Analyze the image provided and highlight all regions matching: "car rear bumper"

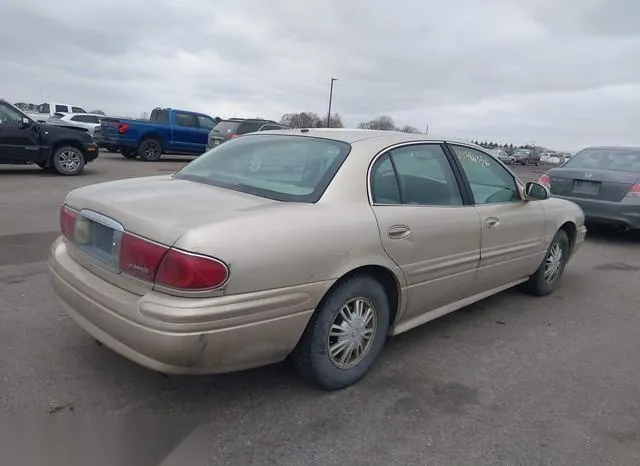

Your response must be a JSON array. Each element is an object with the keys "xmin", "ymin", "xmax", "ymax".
[
  {"xmin": 48, "ymin": 237, "xmax": 328, "ymax": 374},
  {"xmin": 553, "ymin": 195, "xmax": 640, "ymax": 229}
]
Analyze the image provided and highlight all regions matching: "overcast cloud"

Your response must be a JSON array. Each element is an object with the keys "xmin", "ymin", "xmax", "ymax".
[{"xmin": 2, "ymin": 0, "xmax": 640, "ymax": 150}]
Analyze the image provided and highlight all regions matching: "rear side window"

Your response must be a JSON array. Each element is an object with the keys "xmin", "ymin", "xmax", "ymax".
[
  {"xmin": 175, "ymin": 112, "xmax": 198, "ymax": 127},
  {"xmin": 151, "ymin": 110, "xmax": 170, "ymax": 123},
  {"xmin": 260, "ymin": 125, "xmax": 283, "ymax": 131},
  {"xmin": 175, "ymin": 134, "xmax": 350, "ymax": 202},
  {"xmin": 371, "ymin": 144, "xmax": 463, "ymax": 206},
  {"xmin": 237, "ymin": 122, "xmax": 261, "ymax": 134},
  {"xmin": 71, "ymin": 107, "xmax": 86, "ymax": 113},
  {"xmin": 55, "ymin": 105, "xmax": 69, "ymax": 113},
  {"xmin": 212, "ymin": 121, "xmax": 241, "ymax": 134}
]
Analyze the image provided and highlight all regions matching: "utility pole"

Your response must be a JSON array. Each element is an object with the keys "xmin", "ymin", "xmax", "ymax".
[
  {"xmin": 327, "ymin": 77, "xmax": 337, "ymax": 128},
  {"xmin": 425, "ymin": 123, "xmax": 429, "ymax": 135}
]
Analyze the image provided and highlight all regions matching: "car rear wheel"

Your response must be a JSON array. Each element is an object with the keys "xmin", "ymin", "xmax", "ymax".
[
  {"xmin": 138, "ymin": 138, "xmax": 163, "ymax": 162},
  {"xmin": 291, "ymin": 274, "xmax": 390, "ymax": 390},
  {"xmin": 52, "ymin": 146, "xmax": 85, "ymax": 176},
  {"xmin": 522, "ymin": 229, "xmax": 570, "ymax": 296}
]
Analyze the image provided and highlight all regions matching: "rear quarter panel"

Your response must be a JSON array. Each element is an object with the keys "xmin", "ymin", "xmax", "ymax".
[{"xmin": 173, "ymin": 203, "xmax": 405, "ymax": 296}]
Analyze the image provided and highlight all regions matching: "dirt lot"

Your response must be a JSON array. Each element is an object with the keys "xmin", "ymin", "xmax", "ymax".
[{"xmin": 1, "ymin": 152, "xmax": 639, "ymax": 465}]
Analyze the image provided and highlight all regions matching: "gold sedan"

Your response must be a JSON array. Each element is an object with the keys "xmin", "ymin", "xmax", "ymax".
[{"xmin": 49, "ymin": 129, "xmax": 586, "ymax": 390}]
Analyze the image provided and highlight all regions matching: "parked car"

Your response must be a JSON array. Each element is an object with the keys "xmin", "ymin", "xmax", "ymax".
[
  {"xmin": 24, "ymin": 102, "xmax": 87, "ymax": 121},
  {"xmin": 206, "ymin": 118, "xmax": 289, "ymax": 149},
  {"xmin": 539, "ymin": 146, "xmax": 640, "ymax": 231},
  {"xmin": 489, "ymin": 149, "xmax": 515, "ymax": 164},
  {"xmin": 47, "ymin": 112, "xmax": 105, "ymax": 137},
  {"xmin": 99, "ymin": 108, "xmax": 221, "ymax": 161},
  {"xmin": 49, "ymin": 130, "xmax": 585, "ymax": 390},
  {"xmin": 0, "ymin": 99, "xmax": 98, "ymax": 175},
  {"xmin": 512, "ymin": 149, "xmax": 541, "ymax": 166}
]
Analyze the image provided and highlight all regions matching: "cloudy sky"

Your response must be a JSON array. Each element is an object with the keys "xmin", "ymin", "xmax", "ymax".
[{"xmin": 3, "ymin": 0, "xmax": 640, "ymax": 150}]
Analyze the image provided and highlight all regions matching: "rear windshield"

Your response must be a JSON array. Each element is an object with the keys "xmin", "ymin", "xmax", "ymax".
[
  {"xmin": 564, "ymin": 148, "xmax": 640, "ymax": 172},
  {"xmin": 212, "ymin": 121, "xmax": 241, "ymax": 134},
  {"xmin": 174, "ymin": 134, "xmax": 351, "ymax": 202}
]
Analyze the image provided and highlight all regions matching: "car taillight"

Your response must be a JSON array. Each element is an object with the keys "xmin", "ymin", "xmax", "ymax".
[
  {"xmin": 60, "ymin": 205, "xmax": 77, "ymax": 240},
  {"xmin": 156, "ymin": 249, "xmax": 229, "ymax": 290},
  {"xmin": 119, "ymin": 233, "xmax": 229, "ymax": 290},
  {"xmin": 539, "ymin": 174, "xmax": 551, "ymax": 188},
  {"xmin": 119, "ymin": 232, "xmax": 168, "ymax": 282},
  {"xmin": 118, "ymin": 123, "xmax": 129, "ymax": 134},
  {"xmin": 230, "ymin": 134, "xmax": 240, "ymax": 139},
  {"xmin": 626, "ymin": 184, "xmax": 640, "ymax": 198}
]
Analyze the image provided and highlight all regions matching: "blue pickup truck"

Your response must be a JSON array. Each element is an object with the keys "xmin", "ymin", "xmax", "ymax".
[{"xmin": 98, "ymin": 108, "xmax": 220, "ymax": 161}]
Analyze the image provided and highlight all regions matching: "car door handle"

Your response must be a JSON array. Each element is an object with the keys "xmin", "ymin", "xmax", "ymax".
[
  {"xmin": 388, "ymin": 225, "xmax": 410, "ymax": 239},
  {"xmin": 485, "ymin": 217, "xmax": 500, "ymax": 229}
]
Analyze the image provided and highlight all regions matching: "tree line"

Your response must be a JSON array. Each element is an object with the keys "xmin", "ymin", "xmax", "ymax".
[{"xmin": 279, "ymin": 112, "xmax": 420, "ymax": 133}]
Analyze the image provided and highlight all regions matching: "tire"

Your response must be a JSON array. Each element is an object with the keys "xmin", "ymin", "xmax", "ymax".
[
  {"xmin": 52, "ymin": 146, "xmax": 85, "ymax": 176},
  {"xmin": 291, "ymin": 274, "xmax": 390, "ymax": 390},
  {"xmin": 138, "ymin": 138, "xmax": 163, "ymax": 161},
  {"xmin": 121, "ymin": 149, "xmax": 138, "ymax": 159},
  {"xmin": 522, "ymin": 230, "xmax": 570, "ymax": 296}
]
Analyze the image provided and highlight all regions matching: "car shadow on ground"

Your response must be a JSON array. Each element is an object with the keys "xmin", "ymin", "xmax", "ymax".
[
  {"xmin": 65, "ymin": 285, "xmax": 530, "ymax": 416},
  {"xmin": 585, "ymin": 223, "xmax": 640, "ymax": 244}
]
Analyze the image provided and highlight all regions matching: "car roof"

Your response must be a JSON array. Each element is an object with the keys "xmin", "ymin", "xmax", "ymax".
[
  {"xmin": 224, "ymin": 118, "xmax": 281, "ymax": 123},
  {"xmin": 582, "ymin": 145, "xmax": 640, "ymax": 151},
  {"xmin": 61, "ymin": 113, "xmax": 105, "ymax": 117},
  {"xmin": 250, "ymin": 128, "xmax": 481, "ymax": 147}
]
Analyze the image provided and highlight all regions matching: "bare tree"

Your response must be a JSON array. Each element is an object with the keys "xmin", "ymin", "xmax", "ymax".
[
  {"xmin": 324, "ymin": 113, "xmax": 345, "ymax": 128},
  {"xmin": 398, "ymin": 125, "xmax": 420, "ymax": 133},
  {"xmin": 280, "ymin": 112, "xmax": 323, "ymax": 128},
  {"xmin": 358, "ymin": 115, "xmax": 396, "ymax": 131}
]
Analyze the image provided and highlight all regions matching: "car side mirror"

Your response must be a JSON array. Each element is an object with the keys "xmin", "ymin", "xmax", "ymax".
[
  {"xmin": 19, "ymin": 117, "xmax": 32, "ymax": 128},
  {"xmin": 524, "ymin": 181, "xmax": 550, "ymax": 200}
]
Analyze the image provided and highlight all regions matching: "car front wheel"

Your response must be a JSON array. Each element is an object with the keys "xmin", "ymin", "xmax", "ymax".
[
  {"xmin": 522, "ymin": 229, "xmax": 570, "ymax": 296},
  {"xmin": 52, "ymin": 146, "xmax": 85, "ymax": 176},
  {"xmin": 292, "ymin": 274, "xmax": 390, "ymax": 390}
]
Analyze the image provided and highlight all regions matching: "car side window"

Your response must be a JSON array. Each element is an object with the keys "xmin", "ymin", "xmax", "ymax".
[
  {"xmin": 260, "ymin": 125, "xmax": 281, "ymax": 131},
  {"xmin": 0, "ymin": 104, "xmax": 24, "ymax": 125},
  {"xmin": 175, "ymin": 112, "xmax": 198, "ymax": 127},
  {"xmin": 450, "ymin": 145, "xmax": 521, "ymax": 205},
  {"xmin": 371, "ymin": 154, "xmax": 402, "ymax": 204},
  {"xmin": 71, "ymin": 107, "xmax": 85, "ymax": 113},
  {"xmin": 237, "ymin": 122, "xmax": 261, "ymax": 134},
  {"xmin": 371, "ymin": 144, "xmax": 463, "ymax": 206},
  {"xmin": 197, "ymin": 115, "xmax": 216, "ymax": 130},
  {"xmin": 55, "ymin": 105, "xmax": 68, "ymax": 113}
]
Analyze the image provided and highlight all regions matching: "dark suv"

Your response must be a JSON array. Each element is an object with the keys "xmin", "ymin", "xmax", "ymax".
[
  {"xmin": 0, "ymin": 99, "xmax": 98, "ymax": 175},
  {"xmin": 206, "ymin": 118, "xmax": 289, "ymax": 150}
]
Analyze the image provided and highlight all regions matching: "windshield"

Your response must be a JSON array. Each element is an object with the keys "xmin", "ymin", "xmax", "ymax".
[
  {"xmin": 174, "ymin": 134, "xmax": 351, "ymax": 202},
  {"xmin": 564, "ymin": 148, "xmax": 640, "ymax": 172},
  {"xmin": 513, "ymin": 150, "xmax": 530, "ymax": 156}
]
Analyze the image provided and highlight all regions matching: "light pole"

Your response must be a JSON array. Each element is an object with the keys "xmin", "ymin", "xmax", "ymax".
[{"xmin": 327, "ymin": 77, "xmax": 337, "ymax": 128}]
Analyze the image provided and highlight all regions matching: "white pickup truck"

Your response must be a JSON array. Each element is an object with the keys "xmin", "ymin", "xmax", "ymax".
[{"xmin": 24, "ymin": 102, "xmax": 87, "ymax": 122}]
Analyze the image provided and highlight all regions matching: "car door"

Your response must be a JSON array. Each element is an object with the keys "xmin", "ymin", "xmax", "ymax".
[
  {"xmin": 0, "ymin": 102, "xmax": 40, "ymax": 163},
  {"xmin": 370, "ymin": 143, "xmax": 482, "ymax": 324},
  {"xmin": 448, "ymin": 144, "xmax": 547, "ymax": 292},
  {"xmin": 170, "ymin": 112, "xmax": 202, "ymax": 152}
]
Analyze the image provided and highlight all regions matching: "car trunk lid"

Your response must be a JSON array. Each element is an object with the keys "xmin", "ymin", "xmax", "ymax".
[
  {"xmin": 63, "ymin": 175, "xmax": 280, "ymax": 293},
  {"xmin": 548, "ymin": 168, "xmax": 639, "ymax": 202}
]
